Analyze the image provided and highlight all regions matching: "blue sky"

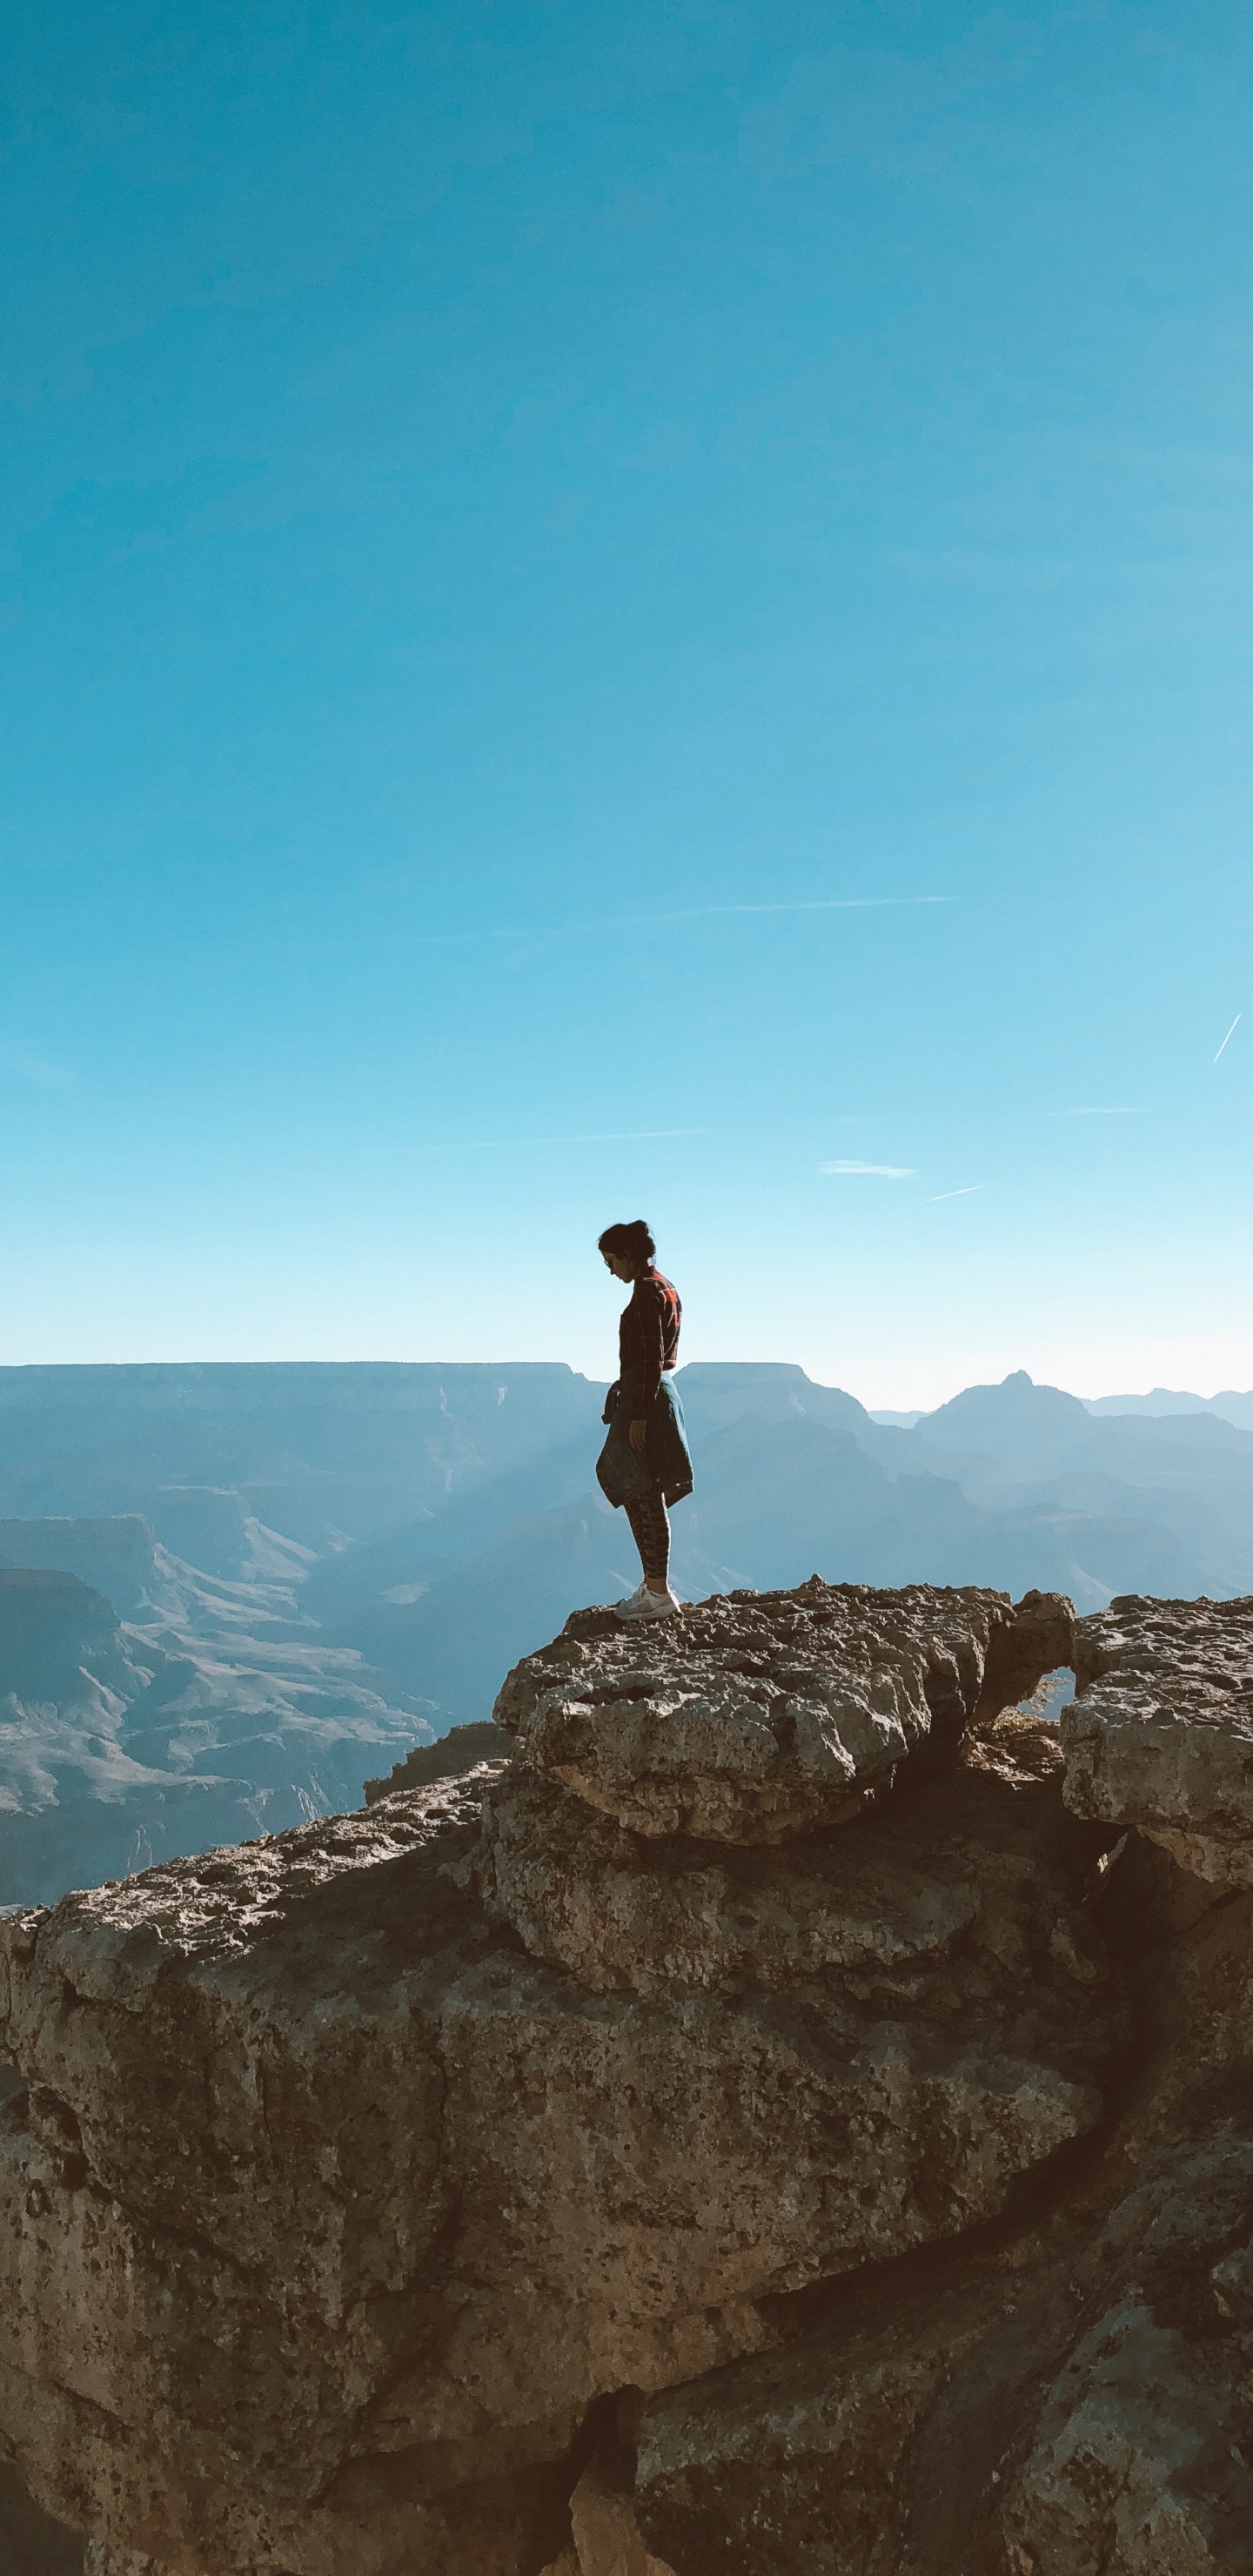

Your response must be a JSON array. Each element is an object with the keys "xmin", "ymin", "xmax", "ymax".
[{"xmin": 3, "ymin": 0, "xmax": 1252, "ymax": 1404}]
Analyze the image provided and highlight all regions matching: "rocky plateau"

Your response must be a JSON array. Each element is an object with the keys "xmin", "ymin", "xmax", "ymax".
[{"xmin": 0, "ymin": 1578, "xmax": 1250, "ymax": 2574}]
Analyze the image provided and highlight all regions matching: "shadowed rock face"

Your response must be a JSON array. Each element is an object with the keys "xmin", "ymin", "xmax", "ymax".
[
  {"xmin": 1, "ymin": 1580, "xmax": 1251, "ymax": 2576},
  {"xmin": 0, "ymin": 1568, "xmax": 144, "ymax": 1708},
  {"xmin": 0, "ymin": 2454, "xmax": 84, "ymax": 2573},
  {"xmin": 479, "ymin": 1756, "xmax": 1107, "ymax": 2044},
  {"xmin": 633, "ymin": 2132, "xmax": 1253, "ymax": 2576}
]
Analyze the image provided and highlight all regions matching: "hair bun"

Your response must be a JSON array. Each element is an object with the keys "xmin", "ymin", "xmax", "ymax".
[{"xmin": 598, "ymin": 1218, "xmax": 656, "ymax": 1269}]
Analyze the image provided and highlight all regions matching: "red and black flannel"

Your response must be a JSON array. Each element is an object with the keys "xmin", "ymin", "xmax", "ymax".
[{"xmin": 618, "ymin": 1269, "xmax": 682, "ymax": 1412}]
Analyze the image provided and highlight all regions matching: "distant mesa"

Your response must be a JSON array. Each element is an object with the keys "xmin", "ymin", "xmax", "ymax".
[
  {"xmin": 365, "ymin": 1721, "xmax": 511, "ymax": 1802},
  {"xmin": 3, "ymin": 1359, "xmax": 1253, "ymax": 1911}
]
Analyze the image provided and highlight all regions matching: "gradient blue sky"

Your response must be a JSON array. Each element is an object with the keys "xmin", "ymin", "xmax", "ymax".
[{"xmin": 3, "ymin": 0, "xmax": 1252, "ymax": 1404}]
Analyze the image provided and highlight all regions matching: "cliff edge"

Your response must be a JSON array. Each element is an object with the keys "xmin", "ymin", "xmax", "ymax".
[{"xmin": 1, "ymin": 1580, "xmax": 1250, "ymax": 2574}]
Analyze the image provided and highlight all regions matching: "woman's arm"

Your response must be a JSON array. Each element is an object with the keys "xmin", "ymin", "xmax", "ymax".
[{"xmin": 629, "ymin": 1279, "xmax": 665, "ymax": 1448}]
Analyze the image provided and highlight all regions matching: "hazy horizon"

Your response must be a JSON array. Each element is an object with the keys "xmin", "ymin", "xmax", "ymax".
[
  {"xmin": 7, "ymin": 1345, "xmax": 1253, "ymax": 1910},
  {"xmin": 1, "ymin": 1350, "xmax": 1251, "ymax": 1419}
]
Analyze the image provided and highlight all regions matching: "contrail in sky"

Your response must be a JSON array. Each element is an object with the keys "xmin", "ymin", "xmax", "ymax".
[
  {"xmin": 1212, "ymin": 1013, "xmax": 1241, "ymax": 1064},
  {"xmin": 821, "ymin": 1160, "xmax": 916, "ymax": 1178},
  {"xmin": 929, "ymin": 1185, "xmax": 982, "ymax": 1202}
]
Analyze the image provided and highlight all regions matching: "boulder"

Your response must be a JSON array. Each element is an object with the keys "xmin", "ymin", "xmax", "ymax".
[
  {"xmin": 492, "ymin": 1580, "xmax": 1075, "ymax": 1842},
  {"xmin": 478, "ymin": 1740, "xmax": 1113, "ymax": 2045},
  {"xmin": 1063, "ymin": 1594, "xmax": 1253, "ymax": 1883},
  {"xmin": 479, "ymin": 1761, "xmax": 982, "ymax": 1996}
]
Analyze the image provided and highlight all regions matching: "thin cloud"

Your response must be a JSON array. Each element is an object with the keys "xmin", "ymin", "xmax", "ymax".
[
  {"xmin": 929, "ymin": 1184, "xmax": 983, "ymax": 1202},
  {"xmin": 365, "ymin": 1127, "xmax": 710, "ymax": 1156},
  {"xmin": 821, "ymin": 1160, "xmax": 916, "ymax": 1179},
  {"xmin": 1213, "ymin": 1013, "xmax": 1241, "ymax": 1065}
]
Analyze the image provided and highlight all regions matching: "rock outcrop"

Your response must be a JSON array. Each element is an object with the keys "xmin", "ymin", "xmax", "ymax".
[
  {"xmin": 631, "ymin": 2126, "xmax": 1253, "ymax": 2574},
  {"xmin": 1064, "ymin": 1592, "xmax": 1253, "ymax": 1884},
  {"xmin": 1, "ymin": 1580, "xmax": 1250, "ymax": 2574},
  {"xmin": 490, "ymin": 1580, "xmax": 1075, "ymax": 1840}
]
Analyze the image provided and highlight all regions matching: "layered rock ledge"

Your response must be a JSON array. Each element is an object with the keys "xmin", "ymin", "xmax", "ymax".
[
  {"xmin": 491, "ymin": 1580, "xmax": 1075, "ymax": 1840},
  {"xmin": 1064, "ymin": 1592, "xmax": 1253, "ymax": 1884},
  {"xmin": 1, "ymin": 1577, "xmax": 1251, "ymax": 2575}
]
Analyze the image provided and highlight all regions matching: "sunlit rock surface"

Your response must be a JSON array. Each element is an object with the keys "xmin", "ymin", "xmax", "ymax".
[
  {"xmin": 1, "ymin": 1580, "xmax": 1251, "ymax": 2574},
  {"xmin": 1064, "ymin": 1593, "xmax": 1253, "ymax": 1884},
  {"xmin": 491, "ymin": 1580, "xmax": 1075, "ymax": 1841}
]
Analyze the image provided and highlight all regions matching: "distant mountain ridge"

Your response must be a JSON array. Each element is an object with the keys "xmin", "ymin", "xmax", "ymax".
[
  {"xmin": 0, "ymin": 1359, "xmax": 603, "ymax": 1547},
  {"xmin": 3, "ymin": 1358, "xmax": 1253, "ymax": 1908},
  {"xmin": 1082, "ymin": 1385, "xmax": 1253, "ymax": 1427},
  {"xmin": 873, "ymin": 1378, "xmax": 1253, "ymax": 1432}
]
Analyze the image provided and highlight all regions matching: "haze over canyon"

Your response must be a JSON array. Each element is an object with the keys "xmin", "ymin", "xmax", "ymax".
[{"xmin": 4, "ymin": 1356, "xmax": 1253, "ymax": 1907}]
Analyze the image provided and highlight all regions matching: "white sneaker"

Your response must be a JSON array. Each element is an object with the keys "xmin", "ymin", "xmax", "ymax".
[{"xmin": 615, "ymin": 1585, "xmax": 680, "ymax": 1621}]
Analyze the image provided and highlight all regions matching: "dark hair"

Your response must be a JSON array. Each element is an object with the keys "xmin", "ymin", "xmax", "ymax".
[{"xmin": 598, "ymin": 1218, "xmax": 655, "ymax": 1273}]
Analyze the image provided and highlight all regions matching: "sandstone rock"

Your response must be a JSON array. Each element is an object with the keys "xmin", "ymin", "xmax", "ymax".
[
  {"xmin": 997, "ymin": 2133, "xmax": 1253, "ymax": 2575},
  {"xmin": 492, "ymin": 1581, "xmax": 1075, "ymax": 1842},
  {"xmin": 0, "ymin": 1585, "xmax": 1106, "ymax": 2576},
  {"xmin": 634, "ymin": 2284, "xmax": 990, "ymax": 2575},
  {"xmin": 569, "ymin": 2441, "xmax": 677, "ymax": 2575},
  {"xmin": 1000, "ymin": 2296, "xmax": 1248, "ymax": 2573},
  {"xmin": 13, "ymin": 1577, "xmax": 1253, "ymax": 2576},
  {"xmin": 0, "ymin": 1747, "xmax": 1101, "ymax": 2569},
  {"xmin": 1084, "ymin": 1825, "xmax": 1228, "ymax": 1952},
  {"xmin": 633, "ymin": 2124, "xmax": 1253, "ymax": 2576},
  {"xmin": 479, "ymin": 1761, "xmax": 982, "ymax": 1996},
  {"xmin": 84, "ymin": 2554, "xmax": 169, "ymax": 2575},
  {"xmin": 628, "ymin": 1738, "xmax": 1253, "ymax": 2576},
  {"xmin": 0, "ymin": 1774, "xmax": 580, "ymax": 2573},
  {"xmin": 0, "ymin": 2454, "xmax": 85, "ymax": 2574},
  {"xmin": 1064, "ymin": 1594, "xmax": 1253, "ymax": 1883},
  {"xmin": 479, "ymin": 1735, "xmax": 1115, "ymax": 2049}
]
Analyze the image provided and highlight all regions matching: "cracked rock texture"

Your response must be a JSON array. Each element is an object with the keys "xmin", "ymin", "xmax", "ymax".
[
  {"xmin": 1064, "ymin": 1593, "xmax": 1253, "ymax": 1884},
  {"xmin": 1, "ymin": 1578, "xmax": 1251, "ymax": 2574},
  {"xmin": 491, "ymin": 1580, "xmax": 1075, "ymax": 1841}
]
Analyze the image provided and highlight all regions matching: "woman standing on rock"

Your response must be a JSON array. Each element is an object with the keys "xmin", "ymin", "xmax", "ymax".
[{"xmin": 597, "ymin": 1218, "xmax": 693, "ymax": 1621}]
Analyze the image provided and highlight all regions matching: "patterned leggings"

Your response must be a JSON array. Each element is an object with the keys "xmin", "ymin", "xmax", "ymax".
[{"xmin": 626, "ymin": 1489, "xmax": 671, "ymax": 1586}]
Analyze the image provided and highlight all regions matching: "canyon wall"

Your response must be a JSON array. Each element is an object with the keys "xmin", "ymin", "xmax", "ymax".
[{"xmin": 1, "ymin": 1580, "xmax": 1250, "ymax": 2574}]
